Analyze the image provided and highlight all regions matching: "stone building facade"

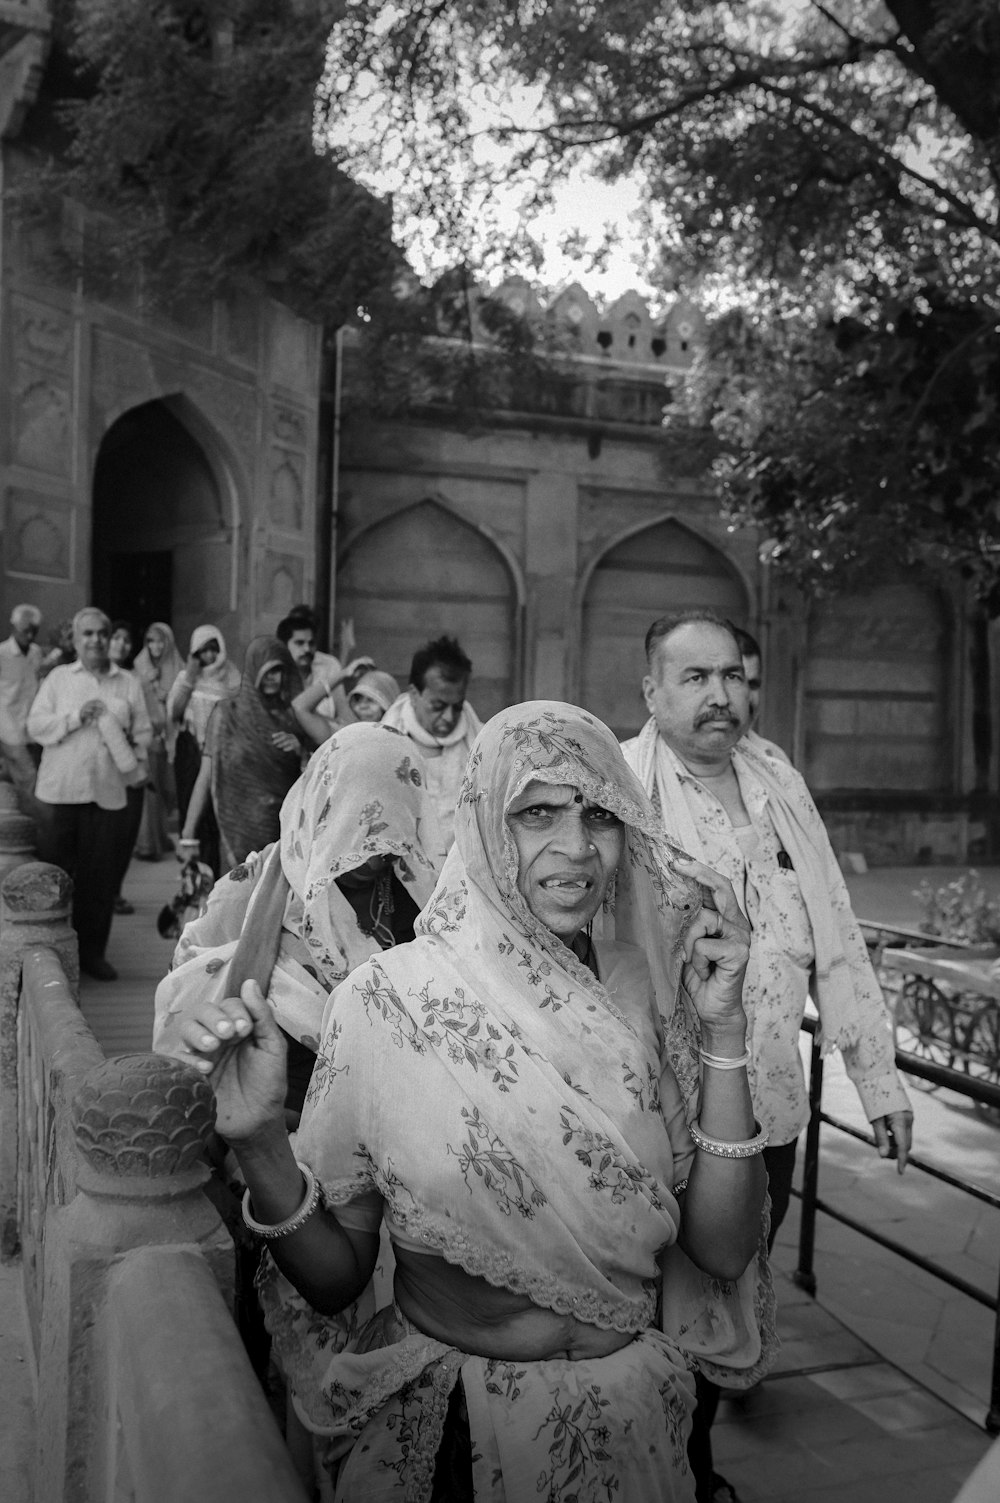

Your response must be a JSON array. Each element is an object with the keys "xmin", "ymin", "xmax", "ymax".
[
  {"xmin": 1, "ymin": 4, "xmax": 323, "ymax": 661},
  {"xmin": 336, "ymin": 279, "xmax": 987, "ymax": 866}
]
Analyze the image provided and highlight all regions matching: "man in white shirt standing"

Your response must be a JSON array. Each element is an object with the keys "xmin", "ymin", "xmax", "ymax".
[
  {"xmin": 380, "ymin": 635, "xmax": 481, "ymax": 862},
  {"xmin": 621, "ymin": 609, "xmax": 912, "ymax": 1503},
  {"xmin": 28, "ymin": 607, "xmax": 152, "ymax": 981},
  {"xmin": 0, "ymin": 603, "xmax": 45, "ymax": 814}
]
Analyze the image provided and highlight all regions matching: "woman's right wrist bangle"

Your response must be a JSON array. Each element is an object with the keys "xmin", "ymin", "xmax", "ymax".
[
  {"xmin": 699, "ymin": 1048, "xmax": 751, "ymax": 1071},
  {"xmin": 689, "ymin": 1118, "xmax": 769, "ymax": 1158},
  {"xmin": 241, "ymin": 1161, "xmax": 320, "ymax": 1240}
]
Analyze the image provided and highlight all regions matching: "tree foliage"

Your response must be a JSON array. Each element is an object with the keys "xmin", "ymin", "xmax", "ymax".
[
  {"xmin": 26, "ymin": 0, "xmax": 396, "ymax": 326},
  {"xmin": 325, "ymin": 1, "xmax": 1000, "ymax": 601}
]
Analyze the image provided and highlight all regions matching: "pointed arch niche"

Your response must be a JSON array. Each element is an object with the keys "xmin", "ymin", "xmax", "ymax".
[
  {"xmin": 804, "ymin": 578, "xmax": 952, "ymax": 792},
  {"xmin": 336, "ymin": 500, "xmax": 521, "ymax": 720},
  {"xmin": 580, "ymin": 519, "xmax": 750, "ymax": 738}
]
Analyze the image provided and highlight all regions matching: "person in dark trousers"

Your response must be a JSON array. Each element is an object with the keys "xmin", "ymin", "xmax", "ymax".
[{"xmin": 28, "ymin": 607, "xmax": 152, "ymax": 981}]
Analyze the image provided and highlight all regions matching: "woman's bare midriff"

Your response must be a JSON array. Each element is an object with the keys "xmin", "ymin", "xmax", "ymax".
[{"xmin": 393, "ymin": 1246, "xmax": 636, "ymax": 1361}]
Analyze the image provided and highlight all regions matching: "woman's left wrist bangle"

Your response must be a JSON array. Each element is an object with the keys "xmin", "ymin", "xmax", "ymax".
[
  {"xmin": 241, "ymin": 1161, "xmax": 320, "ymax": 1239},
  {"xmin": 700, "ymin": 1047, "xmax": 751, "ymax": 1071},
  {"xmin": 689, "ymin": 1119, "xmax": 769, "ymax": 1159}
]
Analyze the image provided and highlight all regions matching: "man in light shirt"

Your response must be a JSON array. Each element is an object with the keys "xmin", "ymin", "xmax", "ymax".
[
  {"xmin": 621, "ymin": 609, "xmax": 912, "ymax": 1503},
  {"xmin": 276, "ymin": 611, "xmax": 373, "ymax": 738},
  {"xmin": 0, "ymin": 603, "xmax": 45, "ymax": 814},
  {"xmin": 28, "ymin": 607, "xmax": 152, "ymax": 981},
  {"xmin": 380, "ymin": 635, "xmax": 481, "ymax": 861}
]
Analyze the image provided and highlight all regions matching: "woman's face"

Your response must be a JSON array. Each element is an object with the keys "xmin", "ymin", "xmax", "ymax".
[
  {"xmin": 144, "ymin": 631, "xmax": 165, "ymax": 662},
  {"xmin": 350, "ymin": 692, "xmax": 384, "ymax": 723},
  {"xmin": 195, "ymin": 641, "xmax": 219, "ymax": 667},
  {"xmin": 259, "ymin": 667, "xmax": 283, "ymax": 698},
  {"xmin": 109, "ymin": 629, "xmax": 132, "ymax": 664},
  {"xmin": 507, "ymin": 780, "xmax": 625, "ymax": 945}
]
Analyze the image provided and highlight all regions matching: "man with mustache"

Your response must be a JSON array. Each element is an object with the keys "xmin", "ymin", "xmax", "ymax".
[{"xmin": 622, "ymin": 610, "xmax": 912, "ymax": 1503}]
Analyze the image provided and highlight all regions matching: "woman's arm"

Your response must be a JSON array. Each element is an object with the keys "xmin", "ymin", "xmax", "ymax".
[
  {"xmin": 180, "ymin": 754, "xmax": 213, "ymax": 841},
  {"xmin": 167, "ymin": 663, "xmax": 200, "ymax": 726},
  {"xmin": 291, "ymin": 679, "xmax": 338, "ymax": 745},
  {"xmin": 172, "ymin": 981, "xmax": 380, "ymax": 1314},
  {"xmin": 670, "ymin": 858, "xmax": 767, "ymax": 1280}
]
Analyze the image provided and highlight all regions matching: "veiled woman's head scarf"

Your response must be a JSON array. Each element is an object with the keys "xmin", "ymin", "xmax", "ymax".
[
  {"xmin": 348, "ymin": 669, "xmax": 401, "ymax": 720},
  {"xmin": 420, "ymin": 700, "xmax": 704, "ymax": 1097},
  {"xmin": 134, "ymin": 621, "xmax": 184, "ymax": 692},
  {"xmin": 172, "ymin": 624, "xmax": 242, "ymax": 746},
  {"xmin": 154, "ymin": 722, "xmax": 442, "ymax": 1051}
]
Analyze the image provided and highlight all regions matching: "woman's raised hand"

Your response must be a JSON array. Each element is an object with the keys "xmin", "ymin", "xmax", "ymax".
[
  {"xmin": 164, "ymin": 981, "xmax": 288, "ymax": 1142},
  {"xmin": 675, "ymin": 857, "xmax": 751, "ymax": 1038}
]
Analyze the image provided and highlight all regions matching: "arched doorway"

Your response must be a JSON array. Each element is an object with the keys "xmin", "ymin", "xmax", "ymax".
[
  {"xmin": 580, "ymin": 519, "xmax": 750, "ymax": 736},
  {"xmin": 805, "ymin": 579, "xmax": 952, "ymax": 791},
  {"xmin": 91, "ymin": 399, "xmax": 235, "ymax": 652},
  {"xmin": 336, "ymin": 500, "xmax": 519, "ymax": 720}
]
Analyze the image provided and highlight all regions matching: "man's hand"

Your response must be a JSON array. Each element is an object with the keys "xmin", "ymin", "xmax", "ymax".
[
  {"xmin": 675, "ymin": 856, "xmax": 751, "ymax": 1039},
  {"xmin": 79, "ymin": 699, "xmax": 105, "ymax": 725},
  {"xmin": 161, "ymin": 980, "xmax": 288, "ymax": 1143},
  {"xmin": 872, "ymin": 1109, "xmax": 913, "ymax": 1174}
]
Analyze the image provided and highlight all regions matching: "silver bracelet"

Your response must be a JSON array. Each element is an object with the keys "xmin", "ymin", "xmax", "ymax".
[
  {"xmin": 241, "ymin": 1161, "xmax": 321, "ymax": 1240},
  {"xmin": 699, "ymin": 1048, "xmax": 751, "ymax": 1071},
  {"xmin": 689, "ymin": 1118, "xmax": 769, "ymax": 1159},
  {"xmin": 672, "ymin": 1177, "xmax": 689, "ymax": 1196}
]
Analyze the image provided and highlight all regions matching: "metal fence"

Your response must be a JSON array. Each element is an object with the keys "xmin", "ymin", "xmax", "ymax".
[{"xmin": 793, "ymin": 1011, "xmax": 1000, "ymax": 1433}]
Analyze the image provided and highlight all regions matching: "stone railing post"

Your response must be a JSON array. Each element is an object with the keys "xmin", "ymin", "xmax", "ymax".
[
  {"xmin": 34, "ymin": 1052, "xmax": 234, "ymax": 1503},
  {"xmin": 0, "ymin": 778, "xmax": 36, "ymax": 885},
  {"xmin": 0, "ymin": 861, "xmax": 79, "ymax": 1258}
]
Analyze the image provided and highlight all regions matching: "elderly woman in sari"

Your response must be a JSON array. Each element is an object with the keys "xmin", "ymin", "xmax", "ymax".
[
  {"xmin": 179, "ymin": 636, "xmax": 306, "ymax": 875},
  {"xmin": 168, "ymin": 703, "xmax": 773, "ymax": 1502}
]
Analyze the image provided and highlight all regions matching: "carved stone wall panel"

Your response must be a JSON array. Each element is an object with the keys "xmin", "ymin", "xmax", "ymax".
[
  {"xmin": 257, "ymin": 550, "xmax": 304, "ymax": 619},
  {"xmin": 11, "ymin": 301, "xmax": 73, "ymax": 374},
  {"xmin": 271, "ymin": 402, "xmax": 307, "ymax": 450},
  {"xmin": 90, "ymin": 330, "xmax": 159, "ymax": 423},
  {"xmin": 90, "ymin": 331, "xmax": 259, "ymax": 475},
  {"xmin": 268, "ymin": 305, "xmax": 313, "ymax": 393},
  {"xmin": 5, "ymin": 490, "xmax": 72, "ymax": 580},
  {"xmin": 267, "ymin": 453, "xmax": 304, "ymax": 531},
  {"xmin": 182, "ymin": 365, "xmax": 259, "ymax": 467},
  {"xmin": 12, "ymin": 365, "xmax": 72, "ymax": 476}
]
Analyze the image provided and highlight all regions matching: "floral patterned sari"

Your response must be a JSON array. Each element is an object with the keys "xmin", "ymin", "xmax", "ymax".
[{"xmin": 260, "ymin": 702, "xmax": 776, "ymax": 1502}]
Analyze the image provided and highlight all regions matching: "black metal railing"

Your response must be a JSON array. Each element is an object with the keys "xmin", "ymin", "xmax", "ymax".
[{"xmin": 794, "ymin": 1012, "xmax": 1000, "ymax": 1433}]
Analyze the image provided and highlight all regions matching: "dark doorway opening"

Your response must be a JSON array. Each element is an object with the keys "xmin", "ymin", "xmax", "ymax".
[
  {"xmin": 91, "ymin": 398, "xmax": 233, "ymax": 652},
  {"xmin": 105, "ymin": 550, "xmax": 173, "ymax": 638}
]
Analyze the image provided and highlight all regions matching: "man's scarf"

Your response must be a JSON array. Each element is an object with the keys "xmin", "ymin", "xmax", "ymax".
[{"xmin": 624, "ymin": 717, "xmax": 885, "ymax": 1055}]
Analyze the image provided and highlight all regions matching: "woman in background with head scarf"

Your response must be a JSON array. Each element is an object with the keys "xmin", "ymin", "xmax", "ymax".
[
  {"xmin": 155, "ymin": 721, "xmax": 441, "ymax": 1112},
  {"xmin": 168, "ymin": 624, "xmax": 241, "ymax": 874},
  {"xmin": 180, "ymin": 636, "xmax": 304, "ymax": 874},
  {"xmin": 347, "ymin": 669, "xmax": 400, "ymax": 723},
  {"xmin": 132, "ymin": 621, "xmax": 184, "ymax": 860}
]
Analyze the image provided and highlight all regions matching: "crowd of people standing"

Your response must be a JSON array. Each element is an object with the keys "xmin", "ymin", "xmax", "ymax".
[
  {"xmin": 0, "ymin": 600, "xmax": 398, "ymax": 980},
  {"xmin": 1, "ymin": 594, "xmax": 913, "ymax": 1502}
]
